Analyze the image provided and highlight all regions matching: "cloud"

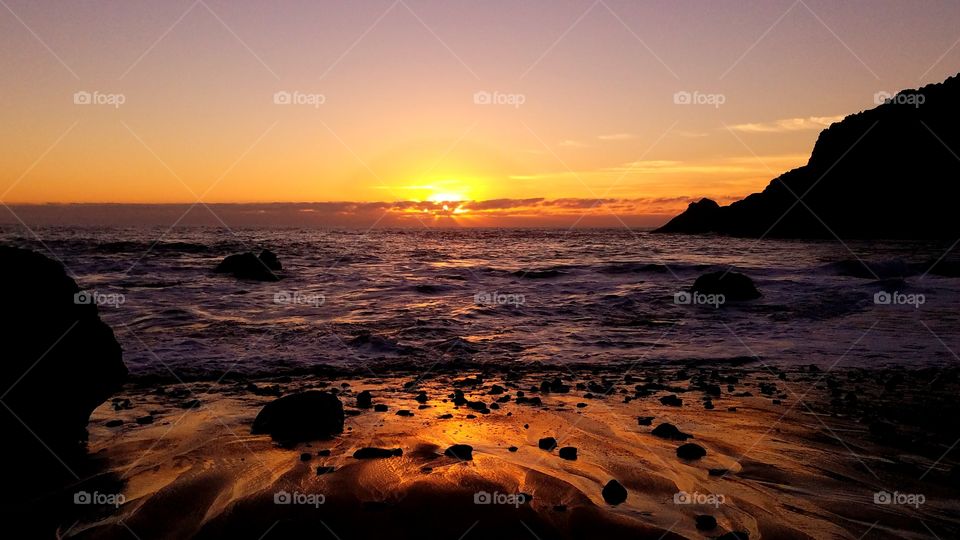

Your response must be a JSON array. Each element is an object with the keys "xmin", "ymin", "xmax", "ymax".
[
  {"xmin": 558, "ymin": 139, "xmax": 591, "ymax": 148},
  {"xmin": 597, "ymin": 133, "xmax": 637, "ymax": 141},
  {"xmin": 727, "ymin": 115, "xmax": 844, "ymax": 133}
]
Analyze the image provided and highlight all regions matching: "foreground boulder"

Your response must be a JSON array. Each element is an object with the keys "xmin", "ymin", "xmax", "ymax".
[
  {"xmin": 691, "ymin": 271, "xmax": 761, "ymax": 301},
  {"xmin": 656, "ymin": 73, "xmax": 960, "ymax": 239},
  {"xmin": 251, "ymin": 391, "xmax": 344, "ymax": 442},
  {"xmin": 214, "ymin": 250, "xmax": 281, "ymax": 281},
  {"xmin": 0, "ymin": 247, "xmax": 127, "ymax": 489},
  {"xmin": 601, "ymin": 479, "xmax": 628, "ymax": 505}
]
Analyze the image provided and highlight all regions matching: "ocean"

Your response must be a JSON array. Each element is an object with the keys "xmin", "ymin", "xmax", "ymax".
[{"xmin": 3, "ymin": 226, "xmax": 958, "ymax": 379}]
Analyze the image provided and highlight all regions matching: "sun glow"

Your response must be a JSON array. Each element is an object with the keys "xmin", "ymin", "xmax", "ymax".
[{"xmin": 426, "ymin": 192, "xmax": 466, "ymax": 203}]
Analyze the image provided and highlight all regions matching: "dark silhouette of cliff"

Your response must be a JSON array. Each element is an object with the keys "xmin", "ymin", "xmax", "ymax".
[
  {"xmin": 656, "ymin": 73, "xmax": 960, "ymax": 238},
  {"xmin": 0, "ymin": 246, "xmax": 127, "ymax": 501}
]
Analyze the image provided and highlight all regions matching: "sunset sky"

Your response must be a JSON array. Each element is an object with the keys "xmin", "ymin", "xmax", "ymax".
[{"xmin": 2, "ymin": 0, "xmax": 959, "ymax": 225}]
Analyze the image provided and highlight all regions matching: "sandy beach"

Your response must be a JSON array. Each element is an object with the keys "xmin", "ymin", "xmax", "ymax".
[{"xmin": 45, "ymin": 363, "xmax": 957, "ymax": 539}]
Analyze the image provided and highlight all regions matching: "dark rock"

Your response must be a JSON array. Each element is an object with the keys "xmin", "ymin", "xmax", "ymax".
[
  {"xmin": 315, "ymin": 466, "xmax": 336, "ymax": 475},
  {"xmin": 695, "ymin": 515, "xmax": 717, "ymax": 531},
  {"xmin": 655, "ymin": 74, "xmax": 960, "ymax": 239},
  {"xmin": 300, "ymin": 453, "xmax": 312, "ymax": 462},
  {"xmin": 438, "ymin": 413, "xmax": 453, "ymax": 419},
  {"xmin": 356, "ymin": 390, "xmax": 372, "ymax": 409},
  {"xmin": 316, "ymin": 449, "xmax": 331, "ymax": 456},
  {"xmin": 676, "ymin": 443, "xmax": 707, "ymax": 460},
  {"xmin": 395, "ymin": 410, "xmax": 414, "ymax": 417},
  {"xmin": 353, "ymin": 447, "xmax": 403, "ymax": 459},
  {"xmin": 508, "ymin": 446, "xmax": 518, "ymax": 452},
  {"xmin": 538, "ymin": 437, "xmax": 557, "ymax": 450},
  {"xmin": 213, "ymin": 251, "xmax": 280, "ymax": 281},
  {"xmin": 258, "ymin": 249, "xmax": 282, "ymax": 270},
  {"xmin": 637, "ymin": 416, "xmax": 654, "ymax": 426},
  {"xmin": 251, "ymin": 391, "xmax": 344, "ymax": 442},
  {"xmin": 0, "ymin": 247, "xmax": 127, "ymax": 493},
  {"xmin": 558, "ymin": 447, "xmax": 578, "ymax": 460},
  {"xmin": 516, "ymin": 396, "xmax": 542, "ymax": 406},
  {"xmin": 691, "ymin": 271, "xmax": 761, "ymax": 301},
  {"xmin": 444, "ymin": 444, "xmax": 473, "ymax": 461},
  {"xmin": 708, "ymin": 468, "xmax": 729, "ymax": 476},
  {"xmin": 660, "ymin": 395, "xmax": 683, "ymax": 407},
  {"xmin": 414, "ymin": 391, "xmax": 428, "ymax": 403},
  {"xmin": 136, "ymin": 415, "xmax": 154, "ymax": 425},
  {"xmin": 651, "ymin": 423, "xmax": 692, "ymax": 440},
  {"xmin": 374, "ymin": 404, "xmax": 388, "ymax": 412},
  {"xmin": 105, "ymin": 419, "xmax": 124, "ymax": 428},
  {"xmin": 601, "ymin": 479, "xmax": 628, "ymax": 505}
]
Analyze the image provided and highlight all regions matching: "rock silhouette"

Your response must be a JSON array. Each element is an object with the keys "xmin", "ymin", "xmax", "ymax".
[
  {"xmin": 251, "ymin": 391, "xmax": 344, "ymax": 442},
  {"xmin": 691, "ymin": 272, "xmax": 761, "ymax": 301},
  {"xmin": 214, "ymin": 250, "xmax": 281, "ymax": 281},
  {"xmin": 656, "ymin": 73, "xmax": 960, "ymax": 238},
  {"xmin": 0, "ymin": 247, "xmax": 127, "ymax": 492}
]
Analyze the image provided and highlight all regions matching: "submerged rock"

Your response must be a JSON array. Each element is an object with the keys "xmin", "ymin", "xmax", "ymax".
[
  {"xmin": 691, "ymin": 271, "xmax": 761, "ymax": 301},
  {"xmin": 251, "ymin": 391, "xmax": 344, "ymax": 442},
  {"xmin": 214, "ymin": 251, "xmax": 281, "ymax": 281}
]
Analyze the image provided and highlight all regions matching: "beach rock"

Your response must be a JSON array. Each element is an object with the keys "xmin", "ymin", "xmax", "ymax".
[
  {"xmin": 374, "ymin": 404, "xmax": 388, "ymax": 412},
  {"xmin": 353, "ymin": 447, "xmax": 403, "ymax": 459},
  {"xmin": 105, "ymin": 419, "xmax": 124, "ymax": 428},
  {"xmin": 356, "ymin": 390, "xmax": 372, "ymax": 409},
  {"xmin": 299, "ymin": 453, "xmax": 312, "ymax": 461},
  {"xmin": 558, "ymin": 446, "xmax": 578, "ymax": 460},
  {"xmin": 315, "ymin": 466, "xmax": 336, "ymax": 475},
  {"xmin": 601, "ymin": 479, "xmax": 628, "ymax": 505},
  {"xmin": 136, "ymin": 415, "xmax": 154, "ymax": 425},
  {"xmin": 213, "ymin": 251, "xmax": 280, "ymax": 281},
  {"xmin": 695, "ymin": 515, "xmax": 717, "ymax": 531},
  {"xmin": 691, "ymin": 271, "xmax": 761, "ymax": 301},
  {"xmin": 538, "ymin": 437, "xmax": 557, "ymax": 450},
  {"xmin": 251, "ymin": 391, "xmax": 344, "ymax": 442},
  {"xmin": 676, "ymin": 443, "xmax": 707, "ymax": 460},
  {"xmin": 414, "ymin": 391, "xmax": 428, "ymax": 403},
  {"xmin": 444, "ymin": 444, "xmax": 474, "ymax": 461},
  {"xmin": 0, "ymin": 246, "xmax": 127, "ymax": 488},
  {"xmin": 508, "ymin": 446, "xmax": 518, "ymax": 452},
  {"xmin": 716, "ymin": 532, "xmax": 750, "ymax": 540},
  {"xmin": 651, "ymin": 423, "xmax": 692, "ymax": 440},
  {"xmin": 660, "ymin": 395, "xmax": 683, "ymax": 407},
  {"xmin": 395, "ymin": 409, "xmax": 414, "ymax": 417},
  {"xmin": 637, "ymin": 416, "xmax": 654, "ymax": 426}
]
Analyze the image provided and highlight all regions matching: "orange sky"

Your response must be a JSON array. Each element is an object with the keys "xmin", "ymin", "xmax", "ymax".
[{"xmin": 2, "ymin": 0, "xmax": 959, "ymax": 224}]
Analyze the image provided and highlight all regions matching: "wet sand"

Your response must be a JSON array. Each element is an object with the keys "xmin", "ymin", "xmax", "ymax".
[{"xmin": 59, "ymin": 364, "xmax": 960, "ymax": 539}]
